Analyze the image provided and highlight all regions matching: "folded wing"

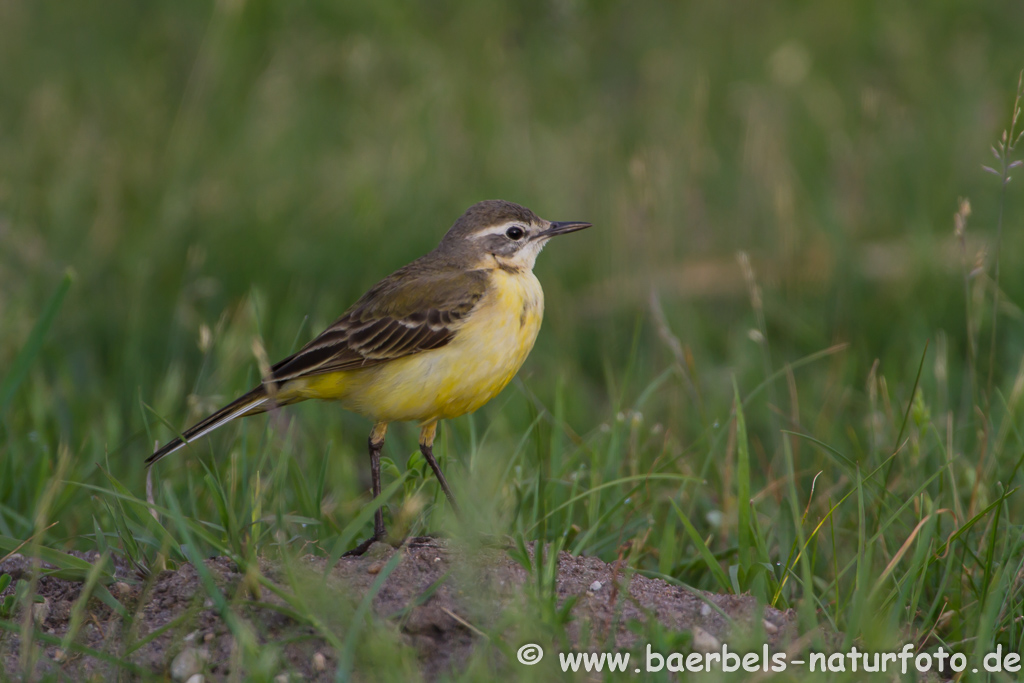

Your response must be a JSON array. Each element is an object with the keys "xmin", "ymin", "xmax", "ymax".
[{"xmin": 269, "ymin": 266, "xmax": 489, "ymax": 383}]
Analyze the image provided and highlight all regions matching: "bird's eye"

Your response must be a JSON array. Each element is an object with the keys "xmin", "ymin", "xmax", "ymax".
[{"xmin": 505, "ymin": 226, "xmax": 526, "ymax": 240}]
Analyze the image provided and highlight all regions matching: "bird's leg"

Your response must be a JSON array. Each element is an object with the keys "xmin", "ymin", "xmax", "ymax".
[
  {"xmin": 418, "ymin": 422, "xmax": 462, "ymax": 518},
  {"xmin": 369, "ymin": 422, "xmax": 388, "ymax": 539},
  {"xmin": 344, "ymin": 422, "xmax": 389, "ymax": 557}
]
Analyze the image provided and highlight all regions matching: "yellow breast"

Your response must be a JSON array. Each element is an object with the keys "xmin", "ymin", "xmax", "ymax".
[{"xmin": 295, "ymin": 268, "xmax": 544, "ymax": 424}]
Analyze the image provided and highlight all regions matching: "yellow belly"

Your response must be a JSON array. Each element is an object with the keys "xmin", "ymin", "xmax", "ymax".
[{"xmin": 286, "ymin": 269, "xmax": 544, "ymax": 424}]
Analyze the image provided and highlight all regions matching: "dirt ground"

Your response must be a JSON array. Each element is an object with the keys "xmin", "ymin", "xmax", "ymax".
[{"xmin": 0, "ymin": 541, "xmax": 798, "ymax": 680}]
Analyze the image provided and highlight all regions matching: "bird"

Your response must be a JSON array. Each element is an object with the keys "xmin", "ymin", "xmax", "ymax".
[{"xmin": 147, "ymin": 199, "xmax": 591, "ymax": 553}]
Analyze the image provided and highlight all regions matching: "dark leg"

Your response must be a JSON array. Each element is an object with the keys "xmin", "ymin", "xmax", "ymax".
[
  {"xmin": 369, "ymin": 431, "xmax": 387, "ymax": 540},
  {"xmin": 344, "ymin": 422, "xmax": 389, "ymax": 557},
  {"xmin": 418, "ymin": 422, "xmax": 461, "ymax": 518}
]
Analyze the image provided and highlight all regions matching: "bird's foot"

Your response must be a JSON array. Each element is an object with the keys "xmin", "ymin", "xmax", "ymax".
[
  {"xmin": 342, "ymin": 534, "xmax": 385, "ymax": 557},
  {"xmin": 473, "ymin": 532, "xmax": 512, "ymax": 549},
  {"xmin": 344, "ymin": 530, "xmax": 507, "ymax": 555},
  {"xmin": 402, "ymin": 531, "xmax": 510, "ymax": 550},
  {"xmin": 404, "ymin": 534, "xmax": 445, "ymax": 549}
]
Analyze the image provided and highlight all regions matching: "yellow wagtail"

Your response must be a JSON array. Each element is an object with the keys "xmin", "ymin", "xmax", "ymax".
[{"xmin": 147, "ymin": 200, "xmax": 590, "ymax": 552}]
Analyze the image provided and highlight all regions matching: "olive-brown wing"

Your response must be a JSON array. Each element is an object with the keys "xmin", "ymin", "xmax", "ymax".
[{"xmin": 269, "ymin": 267, "xmax": 489, "ymax": 384}]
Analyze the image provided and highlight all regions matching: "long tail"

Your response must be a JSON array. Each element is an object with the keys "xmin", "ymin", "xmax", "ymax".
[{"xmin": 146, "ymin": 386, "xmax": 271, "ymax": 466}]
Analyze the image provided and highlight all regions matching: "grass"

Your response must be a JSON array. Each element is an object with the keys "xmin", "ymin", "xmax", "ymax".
[{"xmin": 3, "ymin": 0, "xmax": 1024, "ymax": 680}]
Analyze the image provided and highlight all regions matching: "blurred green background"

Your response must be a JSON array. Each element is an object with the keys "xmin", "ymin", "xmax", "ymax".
[
  {"xmin": 5, "ymin": 3, "xmax": 1024, "ymax": 676},
  {"xmin": 1, "ymin": 0, "xmax": 1023, "ymax": 552}
]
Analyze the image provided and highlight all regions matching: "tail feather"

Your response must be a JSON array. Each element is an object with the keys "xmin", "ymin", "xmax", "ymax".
[{"xmin": 146, "ymin": 387, "xmax": 270, "ymax": 466}]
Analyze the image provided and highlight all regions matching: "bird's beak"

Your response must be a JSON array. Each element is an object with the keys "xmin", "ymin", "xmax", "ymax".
[{"xmin": 538, "ymin": 220, "xmax": 592, "ymax": 238}]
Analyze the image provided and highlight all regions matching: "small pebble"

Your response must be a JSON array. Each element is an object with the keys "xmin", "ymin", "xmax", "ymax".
[
  {"xmin": 185, "ymin": 676, "xmax": 204, "ymax": 683},
  {"xmin": 204, "ymin": 632, "xmax": 215, "ymax": 643},
  {"xmin": 32, "ymin": 598, "xmax": 50, "ymax": 626},
  {"xmin": 53, "ymin": 648, "xmax": 65, "ymax": 663},
  {"xmin": 700, "ymin": 603, "xmax": 712, "ymax": 617},
  {"xmin": 366, "ymin": 562, "xmax": 384, "ymax": 575},
  {"xmin": 692, "ymin": 627, "xmax": 721, "ymax": 653},
  {"xmin": 312, "ymin": 652, "xmax": 326, "ymax": 671},
  {"xmin": 171, "ymin": 647, "xmax": 205, "ymax": 681},
  {"xmin": 589, "ymin": 581, "xmax": 602, "ymax": 591},
  {"xmin": 434, "ymin": 557, "xmax": 441, "ymax": 562},
  {"xmin": 763, "ymin": 618, "xmax": 779, "ymax": 635},
  {"xmin": 114, "ymin": 582, "xmax": 131, "ymax": 597}
]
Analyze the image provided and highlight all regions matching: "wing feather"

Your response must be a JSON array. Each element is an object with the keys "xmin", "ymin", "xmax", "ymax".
[{"xmin": 269, "ymin": 266, "xmax": 488, "ymax": 384}]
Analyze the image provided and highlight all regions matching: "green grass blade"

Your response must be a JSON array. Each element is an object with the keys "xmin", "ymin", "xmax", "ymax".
[
  {"xmin": 0, "ymin": 618, "xmax": 145, "ymax": 674},
  {"xmin": 0, "ymin": 269, "xmax": 73, "ymax": 416},
  {"xmin": 733, "ymin": 381, "xmax": 752, "ymax": 572},
  {"xmin": 336, "ymin": 550, "xmax": 403, "ymax": 681},
  {"xmin": 670, "ymin": 500, "xmax": 732, "ymax": 592}
]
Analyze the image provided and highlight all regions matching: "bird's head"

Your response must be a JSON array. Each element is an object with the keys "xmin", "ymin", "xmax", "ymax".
[{"xmin": 439, "ymin": 200, "xmax": 591, "ymax": 272}]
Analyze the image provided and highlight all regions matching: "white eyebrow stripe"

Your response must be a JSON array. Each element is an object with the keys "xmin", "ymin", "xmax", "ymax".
[{"xmin": 471, "ymin": 221, "xmax": 530, "ymax": 238}]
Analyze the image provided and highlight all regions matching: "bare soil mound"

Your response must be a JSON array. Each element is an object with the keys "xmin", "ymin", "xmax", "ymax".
[{"xmin": 0, "ymin": 541, "xmax": 796, "ymax": 680}]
